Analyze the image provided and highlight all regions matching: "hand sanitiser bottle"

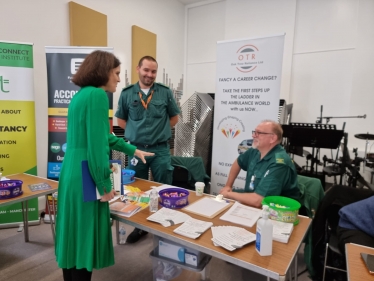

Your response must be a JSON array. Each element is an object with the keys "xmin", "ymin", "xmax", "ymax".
[{"xmin": 256, "ymin": 205, "xmax": 273, "ymax": 256}]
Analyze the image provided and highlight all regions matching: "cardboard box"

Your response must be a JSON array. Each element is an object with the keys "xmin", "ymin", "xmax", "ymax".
[
  {"xmin": 185, "ymin": 248, "xmax": 208, "ymax": 267},
  {"xmin": 158, "ymin": 240, "xmax": 185, "ymax": 263}
]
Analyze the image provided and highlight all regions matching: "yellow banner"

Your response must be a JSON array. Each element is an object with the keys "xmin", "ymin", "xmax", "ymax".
[{"xmin": 0, "ymin": 101, "xmax": 37, "ymax": 175}]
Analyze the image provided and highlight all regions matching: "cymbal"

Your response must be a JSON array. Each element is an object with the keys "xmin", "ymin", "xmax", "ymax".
[{"xmin": 355, "ymin": 133, "xmax": 374, "ymax": 140}]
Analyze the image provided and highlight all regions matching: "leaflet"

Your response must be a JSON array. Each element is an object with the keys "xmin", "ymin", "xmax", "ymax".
[
  {"xmin": 146, "ymin": 207, "xmax": 191, "ymax": 227},
  {"xmin": 271, "ymin": 220, "xmax": 294, "ymax": 243},
  {"xmin": 211, "ymin": 226, "xmax": 256, "ymax": 251},
  {"xmin": 219, "ymin": 201, "xmax": 262, "ymax": 228},
  {"xmin": 173, "ymin": 218, "xmax": 213, "ymax": 239}
]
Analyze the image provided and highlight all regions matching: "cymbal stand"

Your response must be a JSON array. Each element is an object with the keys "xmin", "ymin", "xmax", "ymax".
[{"xmin": 363, "ymin": 134, "xmax": 369, "ymax": 173}]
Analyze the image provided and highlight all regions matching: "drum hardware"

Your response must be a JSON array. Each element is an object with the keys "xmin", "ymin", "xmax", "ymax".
[{"xmin": 354, "ymin": 133, "xmax": 374, "ymax": 172}]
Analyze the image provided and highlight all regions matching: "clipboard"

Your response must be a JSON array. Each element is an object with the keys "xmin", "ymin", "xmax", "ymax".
[{"xmin": 183, "ymin": 196, "xmax": 233, "ymax": 219}]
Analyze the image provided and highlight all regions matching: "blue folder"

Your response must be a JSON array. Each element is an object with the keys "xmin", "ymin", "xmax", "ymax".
[{"xmin": 81, "ymin": 160, "xmax": 122, "ymax": 202}]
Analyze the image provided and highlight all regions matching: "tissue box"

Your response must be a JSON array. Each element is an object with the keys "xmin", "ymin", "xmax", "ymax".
[
  {"xmin": 185, "ymin": 248, "xmax": 209, "ymax": 267},
  {"xmin": 158, "ymin": 240, "xmax": 185, "ymax": 263}
]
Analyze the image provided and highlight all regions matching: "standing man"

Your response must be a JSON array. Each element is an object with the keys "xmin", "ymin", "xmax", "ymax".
[
  {"xmin": 220, "ymin": 120, "xmax": 300, "ymax": 208},
  {"xmin": 115, "ymin": 56, "xmax": 180, "ymax": 243}
]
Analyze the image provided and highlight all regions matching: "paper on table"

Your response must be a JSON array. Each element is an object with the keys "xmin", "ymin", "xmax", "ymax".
[
  {"xmin": 109, "ymin": 201, "xmax": 142, "ymax": 217},
  {"xmin": 173, "ymin": 218, "xmax": 213, "ymax": 239},
  {"xmin": 147, "ymin": 207, "xmax": 191, "ymax": 227},
  {"xmin": 219, "ymin": 201, "xmax": 262, "ymax": 228},
  {"xmin": 211, "ymin": 226, "xmax": 256, "ymax": 251},
  {"xmin": 270, "ymin": 220, "xmax": 294, "ymax": 243},
  {"xmin": 183, "ymin": 196, "xmax": 231, "ymax": 218}
]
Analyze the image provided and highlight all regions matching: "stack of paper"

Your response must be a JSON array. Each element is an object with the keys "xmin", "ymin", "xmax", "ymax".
[
  {"xmin": 109, "ymin": 191, "xmax": 150, "ymax": 217},
  {"xmin": 270, "ymin": 220, "xmax": 294, "ymax": 243},
  {"xmin": 109, "ymin": 201, "xmax": 142, "ymax": 217},
  {"xmin": 173, "ymin": 218, "xmax": 213, "ymax": 239},
  {"xmin": 146, "ymin": 207, "xmax": 191, "ymax": 227},
  {"xmin": 219, "ymin": 201, "xmax": 262, "ymax": 228},
  {"xmin": 211, "ymin": 226, "xmax": 256, "ymax": 251}
]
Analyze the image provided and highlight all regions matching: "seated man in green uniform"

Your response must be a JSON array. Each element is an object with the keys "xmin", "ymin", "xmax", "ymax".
[{"xmin": 220, "ymin": 120, "xmax": 300, "ymax": 208}]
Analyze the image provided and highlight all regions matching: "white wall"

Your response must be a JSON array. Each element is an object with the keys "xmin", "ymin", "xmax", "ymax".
[
  {"xmin": 0, "ymin": 0, "xmax": 185, "ymax": 179},
  {"xmin": 185, "ymin": 0, "xmax": 374, "ymax": 158}
]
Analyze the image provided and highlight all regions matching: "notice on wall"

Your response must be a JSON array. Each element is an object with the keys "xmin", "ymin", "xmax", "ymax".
[{"xmin": 211, "ymin": 35, "xmax": 285, "ymax": 195}]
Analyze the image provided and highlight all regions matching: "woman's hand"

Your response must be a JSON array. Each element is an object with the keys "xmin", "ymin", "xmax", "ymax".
[
  {"xmin": 100, "ymin": 189, "xmax": 116, "ymax": 202},
  {"xmin": 134, "ymin": 149, "xmax": 154, "ymax": 164}
]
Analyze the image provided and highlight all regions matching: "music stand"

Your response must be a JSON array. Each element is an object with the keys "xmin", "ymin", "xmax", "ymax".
[{"xmin": 282, "ymin": 123, "xmax": 344, "ymax": 173}]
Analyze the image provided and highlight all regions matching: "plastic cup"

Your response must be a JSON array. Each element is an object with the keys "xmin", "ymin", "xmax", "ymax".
[{"xmin": 195, "ymin": 182, "xmax": 204, "ymax": 196}]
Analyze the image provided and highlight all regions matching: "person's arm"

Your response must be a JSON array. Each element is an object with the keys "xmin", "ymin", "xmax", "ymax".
[
  {"xmin": 170, "ymin": 115, "xmax": 178, "ymax": 127},
  {"xmin": 114, "ymin": 90, "xmax": 128, "ymax": 129},
  {"xmin": 108, "ymin": 134, "xmax": 154, "ymax": 164},
  {"xmin": 220, "ymin": 153, "xmax": 263, "ymax": 208},
  {"xmin": 221, "ymin": 190, "xmax": 264, "ymax": 208},
  {"xmin": 86, "ymin": 88, "xmax": 114, "ymax": 197},
  {"xmin": 117, "ymin": 117, "xmax": 127, "ymax": 129},
  {"xmin": 166, "ymin": 88, "xmax": 180, "ymax": 127},
  {"xmin": 222, "ymin": 159, "xmax": 241, "ymax": 190}
]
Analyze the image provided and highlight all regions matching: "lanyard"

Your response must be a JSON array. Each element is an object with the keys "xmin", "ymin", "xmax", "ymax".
[{"xmin": 138, "ymin": 90, "xmax": 154, "ymax": 110}]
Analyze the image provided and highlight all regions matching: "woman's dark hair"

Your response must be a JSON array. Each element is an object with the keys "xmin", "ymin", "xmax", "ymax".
[{"xmin": 71, "ymin": 50, "xmax": 120, "ymax": 87}]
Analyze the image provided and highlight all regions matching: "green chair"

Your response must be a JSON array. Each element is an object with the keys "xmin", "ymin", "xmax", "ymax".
[{"xmin": 297, "ymin": 175, "xmax": 325, "ymax": 277}]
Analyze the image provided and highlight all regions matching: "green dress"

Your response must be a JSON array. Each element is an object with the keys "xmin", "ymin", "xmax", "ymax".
[{"xmin": 55, "ymin": 86, "xmax": 136, "ymax": 271}]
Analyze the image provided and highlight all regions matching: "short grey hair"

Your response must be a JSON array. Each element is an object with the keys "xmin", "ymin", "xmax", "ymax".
[{"xmin": 261, "ymin": 120, "xmax": 283, "ymax": 143}]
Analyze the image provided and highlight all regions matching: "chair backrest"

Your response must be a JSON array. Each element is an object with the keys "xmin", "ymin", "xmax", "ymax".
[
  {"xmin": 297, "ymin": 175, "xmax": 325, "ymax": 219},
  {"xmin": 171, "ymin": 165, "xmax": 192, "ymax": 190}
]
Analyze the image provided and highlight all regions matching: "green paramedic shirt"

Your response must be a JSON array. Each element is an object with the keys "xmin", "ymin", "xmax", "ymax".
[
  {"xmin": 115, "ymin": 82, "xmax": 180, "ymax": 145},
  {"xmin": 236, "ymin": 144, "xmax": 300, "ymax": 201}
]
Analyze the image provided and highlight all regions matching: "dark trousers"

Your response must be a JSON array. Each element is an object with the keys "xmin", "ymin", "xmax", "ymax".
[
  {"xmin": 129, "ymin": 145, "xmax": 173, "ymax": 236},
  {"xmin": 62, "ymin": 267, "xmax": 92, "ymax": 281},
  {"xmin": 337, "ymin": 226, "xmax": 374, "ymax": 254}
]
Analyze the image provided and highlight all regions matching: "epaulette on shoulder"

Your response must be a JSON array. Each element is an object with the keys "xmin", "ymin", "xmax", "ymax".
[
  {"xmin": 156, "ymin": 82, "xmax": 169, "ymax": 88},
  {"xmin": 121, "ymin": 84, "xmax": 134, "ymax": 91},
  {"xmin": 275, "ymin": 152, "xmax": 285, "ymax": 164}
]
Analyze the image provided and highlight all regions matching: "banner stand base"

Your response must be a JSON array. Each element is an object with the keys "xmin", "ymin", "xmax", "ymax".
[{"xmin": 0, "ymin": 219, "xmax": 41, "ymax": 229}]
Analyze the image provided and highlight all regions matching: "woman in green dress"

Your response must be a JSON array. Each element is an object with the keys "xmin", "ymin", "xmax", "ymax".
[{"xmin": 55, "ymin": 50, "xmax": 153, "ymax": 281}]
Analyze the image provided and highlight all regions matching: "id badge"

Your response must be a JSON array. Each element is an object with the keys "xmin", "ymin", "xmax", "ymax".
[{"xmin": 130, "ymin": 157, "xmax": 138, "ymax": 166}]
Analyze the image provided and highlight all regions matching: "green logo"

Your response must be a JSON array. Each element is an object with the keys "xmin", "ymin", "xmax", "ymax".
[
  {"xmin": 0, "ymin": 76, "xmax": 9, "ymax": 93},
  {"xmin": 51, "ymin": 142, "xmax": 61, "ymax": 153}
]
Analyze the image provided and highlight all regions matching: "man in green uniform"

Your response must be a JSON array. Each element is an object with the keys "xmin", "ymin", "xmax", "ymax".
[
  {"xmin": 115, "ymin": 56, "xmax": 180, "ymax": 243},
  {"xmin": 220, "ymin": 120, "xmax": 300, "ymax": 208}
]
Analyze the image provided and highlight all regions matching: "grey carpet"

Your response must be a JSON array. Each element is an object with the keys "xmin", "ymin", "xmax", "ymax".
[{"xmin": 0, "ymin": 221, "xmax": 311, "ymax": 281}]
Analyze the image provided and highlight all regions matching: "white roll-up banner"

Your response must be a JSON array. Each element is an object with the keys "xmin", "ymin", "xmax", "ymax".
[{"xmin": 211, "ymin": 34, "xmax": 285, "ymax": 195}]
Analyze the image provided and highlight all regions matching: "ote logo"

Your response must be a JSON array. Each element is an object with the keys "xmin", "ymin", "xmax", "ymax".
[{"xmin": 70, "ymin": 58, "xmax": 84, "ymax": 74}]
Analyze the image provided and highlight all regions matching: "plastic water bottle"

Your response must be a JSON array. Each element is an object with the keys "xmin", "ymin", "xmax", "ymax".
[
  {"xmin": 149, "ymin": 188, "xmax": 159, "ymax": 213},
  {"xmin": 119, "ymin": 225, "xmax": 126, "ymax": 244},
  {"xmin": 256, "ymin": 205, "xmax": 273, "ymax": 256}
]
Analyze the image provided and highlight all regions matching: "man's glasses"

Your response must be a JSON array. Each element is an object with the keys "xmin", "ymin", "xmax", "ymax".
[{"xmin": 252, "ymin": 130, "xmax": 274, "ymax": 137}]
